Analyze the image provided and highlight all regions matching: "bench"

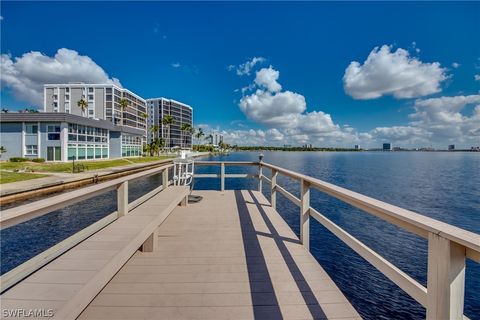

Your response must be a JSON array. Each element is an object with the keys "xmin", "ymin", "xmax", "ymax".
[{"xmin": 0, "ymin": 186, "xmax": 190, "ymax": 320}]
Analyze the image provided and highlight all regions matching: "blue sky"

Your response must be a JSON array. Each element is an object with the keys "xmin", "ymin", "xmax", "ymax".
[{"xmin": 1, "ymin": 1, "xmax": 479, "ymax": 148}]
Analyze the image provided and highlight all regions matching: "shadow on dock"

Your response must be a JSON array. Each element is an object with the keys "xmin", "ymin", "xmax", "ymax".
[{"xmin": 234, "ymin": 190, "xmax": 327, "ymax": 319}]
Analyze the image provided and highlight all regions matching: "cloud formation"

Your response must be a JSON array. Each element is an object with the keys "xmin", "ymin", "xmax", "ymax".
[
  {"xmin": 228, "ymin": 57, "xmax": 266, "ymax": 76},
  {"xmin": 235, "ymin": 64, "xmax": 362, "ymax": 146},
  {"xmin": 343, "ymin": 45, "xmax": 448, "ymax": 99},
  {"xmin": 1, "ymin": 48, "xmax": 121, "ymax": 107}
]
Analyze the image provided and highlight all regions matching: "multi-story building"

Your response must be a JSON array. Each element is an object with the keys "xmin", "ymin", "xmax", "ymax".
[
  {"xmin": 44, "ymin": 83, "xmax": 147, "ymax": 132},
  {"xmin": 383, "ymin": 143, "xmax": 392, "ymax": 151},
  {"xmin": 212, "ymin": 132, "xmax": 223, "ymax": 146},
  {"xmin": 147, "ymin": 98, "xmax": 193, "ymax": 149}
]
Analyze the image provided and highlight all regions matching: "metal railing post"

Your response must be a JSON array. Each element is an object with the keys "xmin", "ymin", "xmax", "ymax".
[
  {"xmin": 117, "ymin": 181, "xmax": 128, "ymax": 217},
  {"xmin": 271, "ymin": 169, "xmax": 278, "ymax": 209},
  {"xmin": 300, "ymin": 179, "xmax": 310, "ymax": 250},
  {"xmin": 162, "ymin": 168, "xmax": 169, "ymax": 190},
  {"xmin": 426, "ymin": 233, "xmax": 466, "ymax": 319},
  {"xmin": 220, "ymin": 162, "xmax": 225, "ymax": 191}
]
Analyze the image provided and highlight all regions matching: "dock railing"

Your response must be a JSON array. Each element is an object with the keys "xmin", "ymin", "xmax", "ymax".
[
  {"xmin": 193, "ymin": 159, "xmax": 480, "ymax": 319},
  {"xmin": 1, "ymin": 159, "xmax": 479, "ymax": 318},
  {"xmin": 0, "ymin": 163, "xmax": 173, "ymax": 292}
]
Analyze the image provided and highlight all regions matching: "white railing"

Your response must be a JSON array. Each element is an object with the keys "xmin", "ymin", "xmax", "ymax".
[
  {"xmin": 0, "ymin": 164, "xmax": 172, "ymax": 292},
  {"xmin": 193, "ymin": 160, "xmax": 480, "ymax": 319}
]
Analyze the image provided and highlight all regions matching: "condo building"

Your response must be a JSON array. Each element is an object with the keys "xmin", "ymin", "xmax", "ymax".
[
  {"xmin": 147, "ymin": 98, "xmax": 193, "ymax": 149},
  {"xmin": 44, "ymin": 83, "xmax": 147, "ymax": 131},
  {"xmin": 0, "ymin": 83, "xmax": 148, "ymax": 162}
]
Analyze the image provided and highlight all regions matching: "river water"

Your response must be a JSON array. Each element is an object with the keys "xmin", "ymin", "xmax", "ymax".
[{"xmin": 1, "ymin": 151, "xmax": 479, "ymax": 319}]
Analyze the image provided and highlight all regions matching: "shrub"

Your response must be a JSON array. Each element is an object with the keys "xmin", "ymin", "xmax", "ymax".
[
  {"xmin": 9, "ymin": 157, "xmax": 29, "ymax": 162},
  {"xmin": 32, "ymin": 158, "xmax": 46, "ymax": 163}
]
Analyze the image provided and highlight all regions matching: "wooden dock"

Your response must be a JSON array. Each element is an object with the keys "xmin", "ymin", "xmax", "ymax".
[
  {"xmin": 2, "ymin": 160, "xmax": 478, "ymax": 319},
  {"xmin": 78, "ymin": 190, "xmax": 360, "ymax": 319}
]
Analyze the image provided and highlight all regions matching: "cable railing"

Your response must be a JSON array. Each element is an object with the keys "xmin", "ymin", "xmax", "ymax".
[{"xmin": 193, "ymin": 159, "xmax": 480, "ymax": 319}]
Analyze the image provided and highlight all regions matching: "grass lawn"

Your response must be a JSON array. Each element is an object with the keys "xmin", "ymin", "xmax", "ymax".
[
  {"xmin": 0, "ymin": 156, "xmax": 173, "ymax": 174},
  {"xmin": 0, "ymin": 171, "xmax": 48, "ymax": 184}
]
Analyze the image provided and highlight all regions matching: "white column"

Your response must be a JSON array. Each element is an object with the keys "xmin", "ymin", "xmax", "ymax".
[
  {"xmin": 61, "ymin": 123, "xmax": 68, "ymax": 162},
  {"xmin": 37, "ymin": 122, "xmax": 41, "ymax": 158},
  {"xmin": 21, "ymin": 122, "xmax": 25, "ymax": 157}
]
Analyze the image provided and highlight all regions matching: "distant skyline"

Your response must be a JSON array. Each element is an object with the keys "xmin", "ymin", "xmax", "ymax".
[{"xmin": 1, "ymin": 1, "xmax": 479, "ymax": 148}]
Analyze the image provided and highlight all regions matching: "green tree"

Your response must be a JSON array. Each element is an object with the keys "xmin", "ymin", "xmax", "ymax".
[
  {"xmin": 205, "ymin": 134, "xmax": 213, "ymax": 145},
  {"xmin": 77, "ymin": 99, "xmax": 88, "ymax": 116},
  {"xmin": 195, "ymin": 127, "xmax": 204, "ymax": 145},
  {"xmin": 180, "ymin": 123, "xmax": 192, "ymax": 148},
  {"xmin": 0, "ymin": 146, "xmax": 6, "ymax": 158},
  {"xmin": 118, "ymin": 98, "xmax": 129, "ymax": 125},
  {"xmin": 162, "ymin": 115, "xmax": 174, "ymax": 149}
]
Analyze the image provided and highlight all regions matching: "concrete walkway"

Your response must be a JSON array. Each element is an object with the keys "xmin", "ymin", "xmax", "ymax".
[{"xmin": 0, "ymin": 152, "xmax": 211, "ymax": 197}]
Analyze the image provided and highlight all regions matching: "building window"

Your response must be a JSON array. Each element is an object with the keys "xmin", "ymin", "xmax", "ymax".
[
  {"xmin": 88, "ymin": 87, "xmax": 94, "ymax": 93},
  {"xmin": 47, "ymin": 124, "xmax": 61, "ymax": 140},
  {"xmin": 25, "ymin": 123, "xmax": 38, "ymax": 134},
  {"xmin": 88, "ymin": 94, "xmax": 94, "ymax": 100},
  {"xmin": 65, "ymin": 87, "xmax": 70, "ymax": 93},
  {"xmin": 25, "ymin": 145, "xmax": 38, "ymax": 155},
  {"xmin": 65, "ymin": 94, "xmax": 70, "ymax": 100}
]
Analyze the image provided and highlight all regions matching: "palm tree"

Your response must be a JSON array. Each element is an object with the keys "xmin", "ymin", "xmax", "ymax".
[
  {"xmin": 180, "ymin": 123, "xmax": 192, "ymax": 149},
  {"xmin": 118, "ymin": 99, "xmax": 128, "ymax": 125},
  {"xmin": 0, "ymin": 146, "xmax": 6, "ymax": 158},
  {"xmin": 205, "ymin": 134, "xmax": 213, "ymax": 145},
  {"xmin": 1, "ymin": 108, "xmax": 9, "ymax": 113},
  {"xmin": 195, "ymin": 127, "xmax": 204, "ymax": 145},
  {"xmin": 161, "ymin": 115, "xmax": 174, "ymax": 149},
  {"xmin": 150, "ymin": 125, "xmax": 159, "ymax": 141},
  {"xmin": 77, "ymin": 99, "xmax": 88, "ymax": 116}
]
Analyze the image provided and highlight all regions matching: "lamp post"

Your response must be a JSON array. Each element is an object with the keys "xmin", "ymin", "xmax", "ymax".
[{"xmin": 72, "ymin": 155, "xmax": 76, "ymax": 173}]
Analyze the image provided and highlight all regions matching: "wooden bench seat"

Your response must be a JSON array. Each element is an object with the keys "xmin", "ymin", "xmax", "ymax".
[{"xmin": 0, "ymin": 186, "xmax": 190, "ymax": 320}]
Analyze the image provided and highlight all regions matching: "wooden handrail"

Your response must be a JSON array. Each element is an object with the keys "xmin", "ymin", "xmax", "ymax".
[
  {"xmin": 0, "ymin": 164, "xmax": 173, "ymax": 229},
  {"xmin": 260, "ymin": 160, "xmax": 479, "ymax": 319},
  {"xmin": 261, "ymin": 162, "xmax": 480, "ymax": 257}
]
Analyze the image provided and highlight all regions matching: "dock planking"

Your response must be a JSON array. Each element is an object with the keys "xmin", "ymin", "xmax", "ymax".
[{"xmin": 78, "ymin": 190, "xmax": 360, "ymax": 320}]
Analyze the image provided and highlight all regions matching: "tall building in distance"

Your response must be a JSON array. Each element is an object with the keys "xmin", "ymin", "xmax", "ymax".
[
  {"xmin": 212, "ymin": 132, "xmax": 224, "ymax": 146},
  {"xmin": 147, "ymin": 98, "xmax": 193, "ymax": 149},
  {"xmin": 44, "ymin": 83, "xmax": 147, "ymax": 132},
  {"xmin": 383, "ymin": 143, "xmax": 392, "ymax": 151},
  {"xmin": 448, "ymin": 144, "xmax": 455, "ymax": 151}
]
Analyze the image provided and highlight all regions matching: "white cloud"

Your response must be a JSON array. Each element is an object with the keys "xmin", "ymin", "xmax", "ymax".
[
  {"xmin": 474, "ymin": 74, "xmax": 480, "ymax": 81},
  {"xmin": 240, "ymin": 89, "xmax": 306, "ymax": 126},
  {"xmin": 452, "ymin": 62, "xmax": 461, "ymax": 69},
  {"xmin": 409, "ymin": 95, "xmax": 480, "ymax": 139},
  {"xmin": 369, "ymin": 95, "xmax": 480, "ymax": 146},
  {"xmin": 236, "ymin": 65, "xmax": 360, "ymax": 146},
  {"xmin": 1, "ymin": 48, "xmax": 121, "ymax": 107},
  {"xmin": 228, "ymin": 57, "xmax": 266, "ymax": 76},
  {"xmin": 343, "ymin": 45, "xmax": 448, "ymax": 99},
  {"xmin": 0, "ymin": 16, "xmax": 3, "ymax": 21},
  {"xmin": 254, "ymin": 66, "xmax": 282, "ymax": 92},
  {"xmin": 171, "ymin": 62, "xmax": 181, "ymax": 68}
]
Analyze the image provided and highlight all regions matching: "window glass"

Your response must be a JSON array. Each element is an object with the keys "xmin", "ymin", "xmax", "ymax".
[
  {"xmin": 25, "ymin": 145, "xmax": 38, "ymax": 155},
  {"xmin": 68, "ymin": 146, "xmax": 76, "ymax": 160},
  {"xmin": 78, "ymin": 147, "xmax": 86, "ymax": 160},
  {"xmin": 25, "ymin": 124, "xmax": 38, "ymax": 134}
]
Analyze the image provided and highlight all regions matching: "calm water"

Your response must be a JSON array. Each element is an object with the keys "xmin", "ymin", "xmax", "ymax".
[
  {"xmin": 1, "ymin": 151, "xmax": 479, "ymax": 319},
  {"xmin": 195, "ymin": 151, "xmax": 480, "ymax": 320}
]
